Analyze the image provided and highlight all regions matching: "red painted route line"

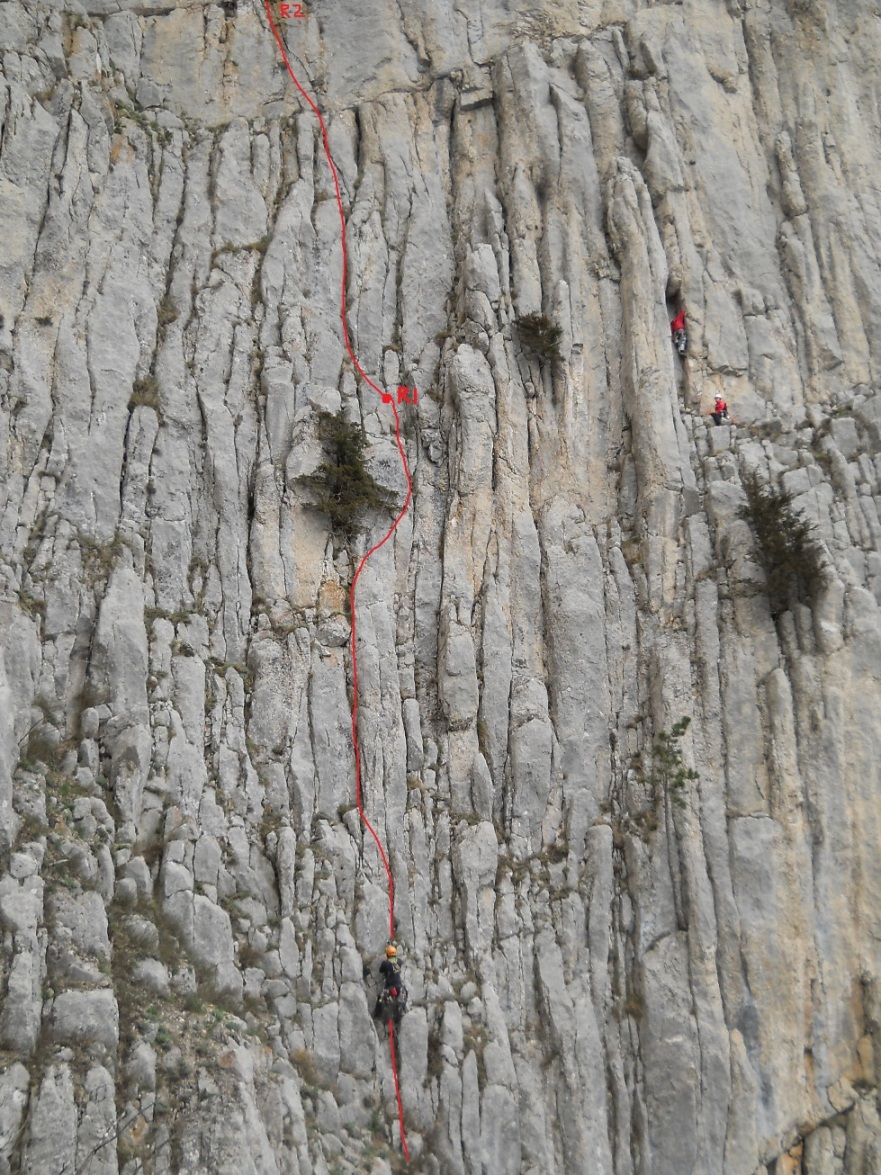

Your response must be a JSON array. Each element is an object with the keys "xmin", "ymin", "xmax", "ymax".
[
  {"xmin": 388, "ymin": 1018, "xmax": 408, "ymax": 1158},
  {"xmin": 261, "ymin": 2, "xmax": 412, "ymax": 1161}
]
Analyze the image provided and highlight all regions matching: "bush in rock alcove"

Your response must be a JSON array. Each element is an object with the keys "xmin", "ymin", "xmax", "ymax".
[
  {"xmin": 738, "ymin": 472, "xmax": 827, "ymax": 612},
  {"xmin": 298, "ymin": 411, "xmax": 393, "ymax": 538},
  {"xmin": 515, "ymin": 313, "xmax": 562, "ymax": 361}
]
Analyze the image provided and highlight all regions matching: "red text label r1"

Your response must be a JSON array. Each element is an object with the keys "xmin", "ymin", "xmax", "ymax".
[{"xmin": 381, "ymin": 386, "xmax": 419, "ymax": 406}]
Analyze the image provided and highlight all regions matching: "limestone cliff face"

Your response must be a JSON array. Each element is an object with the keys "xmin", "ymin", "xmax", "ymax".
[{"xmin": 2, "ymin": 1, "xmax": 881, "ymax": 1172}]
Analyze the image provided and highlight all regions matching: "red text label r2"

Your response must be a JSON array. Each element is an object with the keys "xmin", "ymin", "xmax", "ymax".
[{"xmin": 280, "ymin": 4, "xmax": 306, "ymax": 17}]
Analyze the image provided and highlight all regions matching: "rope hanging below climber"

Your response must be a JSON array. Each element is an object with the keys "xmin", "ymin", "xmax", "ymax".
[{"xmin": 372, "ymin": 943, "xmax": 410, "ymax": 1160}]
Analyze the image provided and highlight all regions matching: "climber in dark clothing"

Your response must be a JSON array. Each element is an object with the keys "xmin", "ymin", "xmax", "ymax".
[
  {"xmin": 670, "ymin": 308, "xmax": 688, "ymax": 356},
  {"xmin": 374, "ymin": 943, "xmax": 406, "ymax": 1023},
  {"xmin": 711, "ymin": 396, "xmax": 729, "ymax": 426}
]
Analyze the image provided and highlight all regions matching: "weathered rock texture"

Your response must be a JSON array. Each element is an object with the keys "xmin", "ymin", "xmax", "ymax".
[{"xmin": 2, "ymin": 0, "xmax": 881, "ymax": 1171}]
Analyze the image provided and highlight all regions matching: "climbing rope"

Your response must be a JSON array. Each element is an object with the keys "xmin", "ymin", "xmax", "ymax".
[
  {"xmin": 349, "ymin": 477, "xmax": 412, "ymax": 941},
  {"xmin": 388, "ymin": 1019, "xmax": 411, "ymax": 1162},
  {"xmin": 262, "ymin": 1, "xmax": 413, "ymax": 1156}
]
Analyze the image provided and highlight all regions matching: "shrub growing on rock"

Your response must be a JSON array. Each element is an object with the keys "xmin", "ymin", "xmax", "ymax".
[
  {"xmin": 648, "ymin": 717, "xmax": 699, "ymax": 810},
  {"xmin": 299, "ymin": 411, "xmax": 391, "ymax": 537},
  {"xmin": 515, "ymin": 313, "xmax": 562, "ymax": 360},
  {"xmin": 738, "ymin": 472, "xmax": 826, "ymax": 610}
]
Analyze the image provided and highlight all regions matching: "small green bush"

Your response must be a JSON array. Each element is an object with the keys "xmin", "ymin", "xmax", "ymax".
[
  {"xmin": 516, "ymin": 313, "xmax": 562, "ymax": 360},
  {"xmin": 648, "ymin": 717, "xmax": 699, "ymax": 809},
  {"xmin": 298, "ymin": 411, "xmax": 392, "ymax": 537},
  {"xmin": 738, "ymin": 472, "xmax": 826, "ymax": 609}
]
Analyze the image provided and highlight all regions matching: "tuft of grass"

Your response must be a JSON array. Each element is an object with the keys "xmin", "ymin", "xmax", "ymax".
[
  {"xmin": 515, "ymin": 313, "xmax": 562, "ymax": 361},
  {"xmin": 154, "ymin": 1025, "xmax": 173, "ymax": 1051},
  {"xmin": 129, "ymin": 376, "xmax": 162, "ymax": 414},
  {"xmin": 542, "ymin": 841, "xmax": 568, "ymax": 865},
  {"xmin": 112, "ymin": 101, "xmax": 173, "ymax": 147},
  {"xmin": 297, "ymin": 411, "xmax": 393, "ymax": 537},
  {"xmin": 636, "ymin": 810, "xmax": 659, "ymax": 836},
  {"xmin": 620, "ymin": 991, "xmax": 644, "ymax": 1020},
  {"xmin": 16, "ymin": 589, "xmax": 46, "ymax": 620},
  {"xmin": 157, "ymin": 296, "xmax": 178, "ymax": 328},
  {"xmin": 237, "ymin": 942, "xmax": 262, "ymax": 970},
  {"xmin": 291, "ymin": 1046, "xmax": 336, "ymax": 1093},
  {"xmin": 738, "ymin": 472, "xmax": 827, "ymax": 611}
]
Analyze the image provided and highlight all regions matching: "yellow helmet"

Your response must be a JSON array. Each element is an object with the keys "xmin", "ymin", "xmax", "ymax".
[{"xmin": 386, "ymin": 944, "xmax": 398, "ymax": 959}]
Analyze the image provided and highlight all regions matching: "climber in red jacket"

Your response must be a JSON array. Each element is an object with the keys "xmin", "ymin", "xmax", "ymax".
[
  {"xmin": 670, "ymin": 309, "xmax": 687, "ymax": 356},
  {"xmin": 711, "ymin": 396, "xmax": 729, "ymax": 426}
]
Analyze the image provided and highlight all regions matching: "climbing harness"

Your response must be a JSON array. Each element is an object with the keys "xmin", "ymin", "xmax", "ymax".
[{"xmin": 375, "ymin": 985, "xmax": 408, "ymax": 1025}]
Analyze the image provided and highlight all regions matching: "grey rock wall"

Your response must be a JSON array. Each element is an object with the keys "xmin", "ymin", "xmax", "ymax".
[{"xmin": 2, "ymin": 0, "xmax": 881, "ymax": 1172}]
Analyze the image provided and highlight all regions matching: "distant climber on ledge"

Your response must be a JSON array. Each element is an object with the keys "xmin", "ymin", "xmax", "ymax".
[
  {"xmin": 711, "ymin": 395, "xmax": 730, "ymax": 426},
  {"xmin": 373, "ymin": 943, "xmax": 407, "ymax": 1025},
  {"xmin": 670, "ymin": 308, "xmax": 688, "ymax": 356}
]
